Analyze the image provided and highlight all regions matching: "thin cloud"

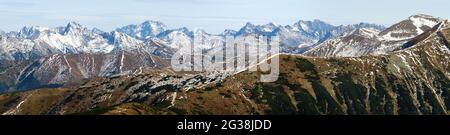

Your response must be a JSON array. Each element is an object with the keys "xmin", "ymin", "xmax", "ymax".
[
  {"xmin": 44, "ymin": 15, "xmax": 108, "ymax": 22},
  {"xmin": 121, "ymin": 14, "xmax": 270, "ymax": 23},
  {"xmin": 0, "ymin": 1, "xmax": 37, "ymax": 7},
  {"xmin": 132, "ymin": 0, "xmax": 246, "ymax": 5}
]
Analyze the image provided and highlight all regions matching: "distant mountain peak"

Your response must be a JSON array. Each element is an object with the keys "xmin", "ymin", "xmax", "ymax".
[
  {"xmin": 155, "ymin": 26, "xmax": 194, "ymax": 42},
  {"xmin": 65, "ymin": 22, "xmax": 84, "ymax": 31},
  {"xmin": 67, "ymin": 21, "xmax": 82, "ymax": 28},
  {"xmin": 63, "ymin": 21, "xmax": 86, "ymax": 35},
  {"xmin": 91, "ymin": 27, "xmax": 104, "ymax": 34},
  {"xmin": 116, "ymin": 20, "xmax": 167, "ymax": 40},
  {"xmin": 264, "ymin": 22, "xmax": 278, "ymax": 27},
  {"xmin": 261, "ymin": 23, "xmax": 279, "ymax": 31},
  {"xmin": 377, "ymin": 14, "xmax": 442, "ymax": 41},
  {"xmin": 296, "ymin": 19, "xmax": 330, "ymax": 26},
  {"xmin": 221, "ymin": 29, "xmax": 237, "ymax": 36},
  {"xmin": 142, "ymin": 20, "xmax": 166, "ymax": 26},
  {"xmin": 292, "ymin": 19, "xmax": 335, "ymax": 39},
  {"xmin": 194, "ymin": 28, "xmax": 208, "ymax": 35},
  {"xmin": 141, "ymin": 20, "xmax": 167, "ymax": 31},
  {"xmin": 407, "ymin": 14, "xmax": 442, "ymax": 25},
  {"xmin": 409, "ymin": 14, "xmax": 437, "ymax": 19},
  {"xmin": 244, "ymin": 22, "xmax": 255, "ymax": 27},
  {"xmin": 350, "ymin": 27, "xmax": 380, "ymax": 38},
  {"xmin": 236, "ymin": 22, "xmax": 278, "ymax": 36},
  {"xmin": 17, "ymin": 26, "xmax": 50, "ymax": 39},
  {"xmin": 240, "ymin": 22, "xmax": 256, "ymax": 30},
  {"xmin": 177, "ymin": 27, "xmax": 191, "ymax": 33}
]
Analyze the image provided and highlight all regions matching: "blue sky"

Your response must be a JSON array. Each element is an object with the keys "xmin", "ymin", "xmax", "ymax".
[{"xmin": 0, "ymin": 0, "xmax": 449, "ymax": 34}]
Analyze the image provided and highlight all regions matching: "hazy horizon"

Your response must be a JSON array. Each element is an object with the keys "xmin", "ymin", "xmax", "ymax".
[{"xmin": 0, "ymin": 0, "xmax": 449, "ymax": 33}]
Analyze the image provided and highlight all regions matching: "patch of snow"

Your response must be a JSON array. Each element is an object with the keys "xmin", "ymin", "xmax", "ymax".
[
  {"xmin": 169, "ymin": 92, "xmax": 177, "ymax": 107},
  {"xmin": 410, "ymin": 16, "xmax": 439, "ymax": 34},
  {"xmin": 63, "ymin": 55, "xmax": 72, "ymax": 74},
  {"xmin": 120, "ymin": 51, "xmax": 125, "ymax": 73},
  {"xmin": 2, "ymin": 94, "xmax": 33, "ymax": 115}
]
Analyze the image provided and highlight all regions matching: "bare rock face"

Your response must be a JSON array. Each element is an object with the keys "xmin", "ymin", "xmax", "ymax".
[{"xmin": 0, "ymin": 51, "xmax": 171, "ymax": 92}]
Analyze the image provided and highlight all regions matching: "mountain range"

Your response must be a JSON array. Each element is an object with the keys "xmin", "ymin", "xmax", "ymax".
[
  {"xmin": 0, "ymin": 14, "xmax": 449, "ymax": 115},
  {"xmin": 0, "ymin": 17, "xmax": 389, "ymax": 92},
  {"xmin": 0, "ymin": 18, "xmax": 386, "ymax": 61}
]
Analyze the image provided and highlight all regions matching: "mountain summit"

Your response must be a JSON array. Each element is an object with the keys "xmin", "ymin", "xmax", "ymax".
[
  {"xmin": 116, "ymin": 20, "xmax": 167, "ymax": 40},
  {"xmin": 379, "ymin": 14, "xmax": 442, "ymax": 40}
]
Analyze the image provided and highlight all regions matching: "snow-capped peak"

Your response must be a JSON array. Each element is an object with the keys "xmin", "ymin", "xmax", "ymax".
[
  {"xmin": 66, "ymin": 21, "xmax": 83, "ymax": 28},
  {"xmin": 106, "ymin": 31, "xmax": 143, "ymax": 49},
  {"xmin": 141, "ymin": 20, "xmax": 167, "ymax": 35},
  {"xmin": 236, "ymin": 22, "xmax": 279, "ymax": 36},
  {"xmin": 379, "ymin": 14, "xmax": 441, "ymax": 41},
  {"xmin": 168, "ymin": 27, "xmax": 192, "ymax": 35},
  {"xmin": 154, "ymin": 27, "xmax": 192, "ymax": 39},
  {"xmin": 294, "ymin": 20, "xmax": 333, "ymax": 32},
  {"xmin": 62, "ymin": 22, "xmax": 87, "ymax": 35},
  {"xmin": 350, "ymin": 28, "xmax": 380, "ymax": 38},
  {"xmin": 155, "ymin": 27, "xmax": 193, "ymax": 49},
  {"xmin": 244, "ymin": 22, "xmax": 255, "ymax": 27},
  {"xmin": 292, "ymin": 20, "xmax": 335, "ymax": 39},
  {"xmin": 261, "ymin": 22, "xmax": 279, "ymax": 32},
  {"xmin": 409, "ymin": 14, "xmax": 437, "ymax": 20},
  {"xmin": 142, "ymin": 20, "xmax": 166, "ymax": 28},
  {"xmin": 18, "ymin": 26, "xmax": 43, "ymax": 39},
  {"xmin": 220, "ymin": 29, "xmax": 237, "ymax": 37},
  {"xmin": 91, "ymin": 27, "xmax": 105, "ymax": 34},
  {"xmin": 116, "ymin": 20, "xmax": 167, "ymax": 40},
  {"xmin": 239, "ymin": 22, "xmax": 256, "ymax": 32},
  {"xmin": 298, "ymin": 21, "xmax": 309, "ymax": 32},
  {"xmin": 194, "ymin": 28, "xmax": 208, "ymax": 35},
  {"xmin": 408, "ymin": 14, "xmax": 441, "ymax": 34}
]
